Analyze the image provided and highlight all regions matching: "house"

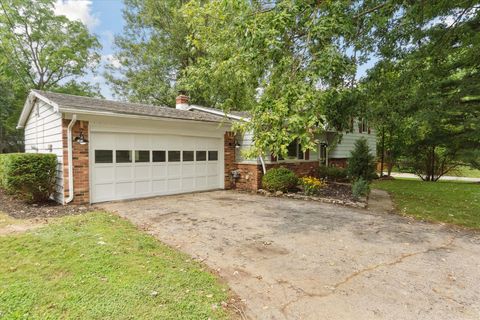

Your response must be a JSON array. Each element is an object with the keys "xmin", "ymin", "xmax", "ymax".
[{"xmin": 17, "ymin": 90, "xmax": 376, "ymax": 204}]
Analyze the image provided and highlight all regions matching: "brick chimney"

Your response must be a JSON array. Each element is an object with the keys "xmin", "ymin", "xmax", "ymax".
[{"xmin": 175, "ymin": 92, "xmax": 189, "ymax": 110}]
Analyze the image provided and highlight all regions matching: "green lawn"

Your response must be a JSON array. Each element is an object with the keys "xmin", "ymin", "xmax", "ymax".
[
  {"xmin": 0, "ymin": 212, "xmax": 231, "ymax": 319},
  {"xmin": 373, "ymin": 179, "xmax": 480, "ymax": 229},
  {"xmin": 449, "ymin": 166, "xmax": 480, "ymax": 178}
]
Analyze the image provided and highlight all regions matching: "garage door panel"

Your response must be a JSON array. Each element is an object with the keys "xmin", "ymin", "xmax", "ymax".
[
  {"xmin": 135, "ymin": 181, "xmax": 151, "ymax": 195},
  {"xmin": 134, "ymin": 165, "xmax": 150, "ymax": 180},
  {"xmin": 116, "ymin": 182, "xmax": 134, "ymax": 197},
  {"xmin": 93, "ymin": 167, "xmax": 114, "ymax": 183},
  {"xmin": 91, "ymin": 132, "xmax": 222, "ymax": 203},
  {"xmin": 116, "ymin": 166, "xmax": 133, "ymax": 181},
  {"xmin": 152, "ymin": 165, "xmax": 167, "ymax": 178},
  {"xmin": 152, "ymin": 180, "xmax": 167, "ymax": 193},
  {"xmin": 167, "ymin": 179, "xmax": 181, "ymax": 191},
  {"xmin": 167, "ymin": 164, "xmax": 181, "ymax": 177}
]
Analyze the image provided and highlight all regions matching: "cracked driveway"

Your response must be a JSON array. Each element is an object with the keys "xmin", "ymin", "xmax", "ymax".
[{"xmin": 101, "ymin": 190, "xmax": 480, "ymax": 320}]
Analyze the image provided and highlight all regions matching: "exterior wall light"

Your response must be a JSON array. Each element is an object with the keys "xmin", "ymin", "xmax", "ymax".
[{"xmin": 74, "ymin": 131, "xmax": 88, "ymax": 145}]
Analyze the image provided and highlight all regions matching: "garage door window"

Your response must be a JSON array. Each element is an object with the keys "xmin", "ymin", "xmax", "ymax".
[
  {"xmin": 116, "ymin": 150, "xmax": 132, "ymax": 163},
  {"xmin": 135, "ymin": 150, "xmax": 150, "ymax": 163},
  {"xmin": 208, "ymin": 151, "xmax": 218, "ymax": 161},
  {"xmin": 183, "ymin": 151, "xmax": 194, "ymax": 161},
  {"xmin": 95, "ymin": 150, "xmax": 113, "ymax": 163},
  {"xmin": 152, "ymin": 150, "xmax": 166, "ymax": 162},
  {"xmin": 196, "ymin": 151, "xmax": 206, "ymax": 161},
  {"xmin": 168, "ymin": 151, "xmax": 181, "ymax": 162}
]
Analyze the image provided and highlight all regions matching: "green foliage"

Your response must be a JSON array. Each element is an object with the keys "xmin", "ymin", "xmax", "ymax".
[
  {"xmin": 0, "ymin": 212, "xmax": 230, "ymax": 319},
  {"xmin": 0, "ymin": 0, "xmax": 101, "ymax": 152},
  {"xmin": 373, "ymin": 179, "xmax": 480, "ymax": 229},
  {"xmin": 262, "ymin": 167, "xmax": 298, "ymax": 192},
  {"xmin": 352, "ymin": 177, "xmax": 370, "ymax": 200},
  {"xmin": 347, "ymin": 138, "xmax": 376, "ymax": 181},
  {"xmin": 300, "ymin": 176, "xmax": 326, "ymax": 196},
  {"xmin": 0, "ymin": 153, "xmax": 57, "ymax": 202},
  {"xmin": 318, "ymin": 166, "xmax": 349, "ymax": 182}
]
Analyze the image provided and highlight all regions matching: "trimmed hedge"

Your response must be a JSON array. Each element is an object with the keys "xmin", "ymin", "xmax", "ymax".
[
  {"xmin": 318, "ymin": 165, "xmax": 349, "ymax": 182},
  {"xmin": 0, "ymin": 153, "xmax": 57, "ymax": 202},
  {"xmin": 262, "ymin": 167, "xmax": 298, "ymax": 192}
]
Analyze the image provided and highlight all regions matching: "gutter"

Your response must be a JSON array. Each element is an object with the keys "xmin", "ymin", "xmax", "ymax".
[{"xmin": 65, "ymin": 115, "xmax": 77, "ymax": 204}]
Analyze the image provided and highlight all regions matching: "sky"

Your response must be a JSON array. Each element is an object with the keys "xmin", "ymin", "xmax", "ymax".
[{"xmin": 53, "ymin": 0, "xmax": 125, "ymax": 99}]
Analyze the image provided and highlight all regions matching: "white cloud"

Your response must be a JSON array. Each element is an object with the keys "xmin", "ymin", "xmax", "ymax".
[
  {"xmin": 53, "ymin": 0, "xmax": 99, "ymax": 30},
  {"xmin": 102, "ymin": 54, "xmax": 122, "ymax": 68}
]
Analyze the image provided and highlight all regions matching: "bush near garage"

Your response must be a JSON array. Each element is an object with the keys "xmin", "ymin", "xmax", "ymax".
[
  {"xmin": 0, "ymin": 153, "xmax": 57, "ymax": 203},
  {"xmin": 352, "ymin": 177, "xmax": 371, "ymax": 200},
  {"xmin": 347, "ymin": 137, "xmax": 377, "ymax": 181},
  {"xmin": 318, "ymin": 165, "xmax": 349, "ymax": 182},
  {"xmin": 262, "ymin": 167, "xmax": 299, "ymax": 192}
]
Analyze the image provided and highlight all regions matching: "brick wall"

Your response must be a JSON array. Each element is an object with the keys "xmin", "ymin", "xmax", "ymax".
[
  {"xmin": 224, "ymin": 131, "xmax": 236, "ymax": 189},
  {"xmin": 232, "ymin": 160, "xmax": 319, "ymax": 191},
  {"xmin": 328, "ymin": 158, "xmax": 348, "ymax": 168},
  {"xmin": 62, "ymin": 119, "xmax": 90, "ymax": 204}
]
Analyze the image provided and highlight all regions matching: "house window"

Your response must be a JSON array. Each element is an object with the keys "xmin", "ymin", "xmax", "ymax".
[
  {"xmin": 168, "ymin": 151, "xmax": 181, "ymax": 162},
  {"xmin": 281, "ymin": 140, "xmax": 304, "ymax": 160},
  {"xmin": 196, "ymin": 151, "xmax": 206, "ymax": 161},
  {"xmin": 359, "ymin": 119, "xmax": 369, "ymax": 133},
  {"xmin": 152, "ymin": 151, "xmax": 166, "ymax": 162},
  {"xmin": 135, "ymin": 150, "xmax": 150, "ymax": 163},
  {"xmin": 183, "ymin": 151, "xmax": 194, "ymax": 161},
  {"xmin": 208, "ymin": 151, "xmax": 218, "ymax": 161},
  {"xmin": 95, "ymin": 150, "xmax": 113, "ymax": 163},
  {"xmin": 116, "ymin": 150, "xmax": 132, "ymax": 163}
]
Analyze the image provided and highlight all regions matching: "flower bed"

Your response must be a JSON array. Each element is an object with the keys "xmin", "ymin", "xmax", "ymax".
[{"xmin": 257, "ymin": 182, "xmax": 367, "ymax": 209}]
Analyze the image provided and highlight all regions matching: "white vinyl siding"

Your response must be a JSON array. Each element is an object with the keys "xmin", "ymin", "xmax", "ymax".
[
  {"xmin": 24, "ymin": 101, "xmax": 64, "ymax": 203},
  {"xmin": 329, "ymin": 121, "xmax": 377, "ymax": 159}
]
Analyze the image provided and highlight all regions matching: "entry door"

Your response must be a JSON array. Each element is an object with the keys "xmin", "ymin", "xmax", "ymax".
[{"xmin": 90, "ymin": 132, "xmax": 222, "ymax": 203}]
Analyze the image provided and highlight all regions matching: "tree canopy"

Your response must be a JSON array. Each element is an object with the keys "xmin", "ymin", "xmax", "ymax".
[{"xmin": 0, "ymin": 0, "xmax": 102, "ymax": 152}]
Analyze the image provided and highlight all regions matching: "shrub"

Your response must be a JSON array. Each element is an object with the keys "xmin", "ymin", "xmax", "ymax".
[
  {"xmin": 347, "ymin": 138, "xmax": 376, "ymax": 181},
  {"xmin": 352, "ymin": 177, "xmax": 370, "ymax": 200},
  {"xmin": 300, "ymin": 176, "xmax": 326, "ymax": 196},
  {"xmin": 0, "ymin": 153, "xmax": 57, "ymax": 202},
  {"xmin": 318, "ymin": 166, "xmax": 348, "ymax": 182},
  {"xmin": 262, "ymin": 167, "xmax": 298, "ymax": 192}
]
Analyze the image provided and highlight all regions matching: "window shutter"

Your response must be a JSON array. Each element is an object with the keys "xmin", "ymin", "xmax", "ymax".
[{"xmin": 305, "ymin": 150, "xmax": 309, "ymax": 160}]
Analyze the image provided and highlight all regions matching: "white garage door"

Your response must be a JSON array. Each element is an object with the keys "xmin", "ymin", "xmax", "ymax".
[{"xmin": 90, "ymin": 132, "xmax": 223, "ymax": 203}]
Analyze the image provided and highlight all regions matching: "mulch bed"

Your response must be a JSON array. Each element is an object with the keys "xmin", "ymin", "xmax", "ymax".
[
  {"xmin": 316, "ymin": 182, "xmax": 357, "ymax": 202},
  {"xmin": 0, "ymin": 189, "xmax": 94, "ymax": 219}
]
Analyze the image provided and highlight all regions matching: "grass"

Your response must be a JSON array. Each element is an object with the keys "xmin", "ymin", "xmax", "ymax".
[
  {"xmin": 373, "ymin": 179, "xmax": 480, "ymax": 229},
  {"xmin": 0, "ymin": 212, "xmax": 17, "ymax": 228},
  {"xmin": 449, "ymin": 166, "xmax": 480, "ymax": 178},
  {"xmin": 0, "ymin": 212, "xmax": 231, "ymax": 320}
]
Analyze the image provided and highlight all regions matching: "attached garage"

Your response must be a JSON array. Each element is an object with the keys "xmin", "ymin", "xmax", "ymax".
[
  {"xmin": 16, "ymin": 90, "xmax": 231, "ymax": 205},
  {"xmin": 90, "ymin": 132, "xmax": 223, "ymax": 203}
]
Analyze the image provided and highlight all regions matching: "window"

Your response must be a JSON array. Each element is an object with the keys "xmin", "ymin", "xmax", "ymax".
[
  {"xmin": 95, "ymin": 150, "xmax": 113, "ymax": 163},
  {"xmin": 358, "ymin": 118, "xmax": 369, "ymax": 134},
  {"xmin": 208, "ymin": 151, "xmax": 218, "ymax": 161},
  {"xmin": 116, "ymin": 150, "xmax": 132, "ymax": 163},
  {"xmin": 135, "ymin": 150, "xmax": 150, "ymax": 163},
  {"xmin": 282, "ymin": 140, "xmax": 304, "ymax": 160},
  {"xmin": 196, "ymin": 151, "xmax": 206, "ymax": 161},
  {"xmin": 168, "ymin": 151, "xmax": 181, "ymax": 162},
  {"xmin": 183, "ymin": 151, "xmax": 194, "ymax": 161},
  {"xmin": 152, "ymin": 150, "xmax": 166, "ymax": 162}
]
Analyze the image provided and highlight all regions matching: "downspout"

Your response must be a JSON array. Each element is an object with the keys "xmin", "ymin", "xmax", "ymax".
[
  {"xmin": 258, "ymin": 155, "xmax": 266, "ymax": 174},
  {"xmin": 65, "ymin": 115, "xmax": 77, "ymax": 204}
]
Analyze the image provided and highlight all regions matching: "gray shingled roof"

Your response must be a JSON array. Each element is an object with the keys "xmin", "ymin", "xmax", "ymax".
[{"xmin": 33, "ymin": 90, "xmax": 227, "ymax": 123}]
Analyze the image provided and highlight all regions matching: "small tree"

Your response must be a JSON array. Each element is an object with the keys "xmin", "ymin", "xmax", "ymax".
[{"xmin": 347, "ymin": 138, "xmax": 376, "ymax": 181}]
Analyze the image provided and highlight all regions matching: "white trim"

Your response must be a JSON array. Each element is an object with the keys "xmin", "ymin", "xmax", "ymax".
[
  {"xmin": 65, "ymin": 115, "xmax": 77, "ymax": 204},
  {"xmin": 59, "ymin": 107, "xmax": 229, "ymax": 125},
  {"xmin": 17, "ymin": 91, "xmax": 61, "ymax": 129},
  {"xmin": 187, "ymin": 105, "xmax": 250, "ymax": 122}
]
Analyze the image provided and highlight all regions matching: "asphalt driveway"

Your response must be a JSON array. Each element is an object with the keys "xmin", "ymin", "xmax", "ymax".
[{"xmin": 101, "ymin": 191, "xmax": 480, "ymax": 320}]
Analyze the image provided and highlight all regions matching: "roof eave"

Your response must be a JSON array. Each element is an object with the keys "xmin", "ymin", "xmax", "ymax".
[{"xmin": 17, "ymin": 90, "xmax": 61, "ymax": 129}]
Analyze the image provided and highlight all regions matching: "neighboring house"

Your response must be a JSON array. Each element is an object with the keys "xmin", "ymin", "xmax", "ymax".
[{"xmin": 17, "ymin": 90, "xmax": 376, "ymax": 204}]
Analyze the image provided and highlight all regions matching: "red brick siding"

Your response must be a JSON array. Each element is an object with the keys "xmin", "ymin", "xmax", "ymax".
[
  {"xmin": 328, "ymin": 158, "xmax": 348, "ymax": 168},
  {"xmin": 232, "ymin": 161, "xmax": 319, "ymax": 191},
  {"xmin": 62, "ymin": 119, "xmax": 90, "ymax": 204},
  {"xmin": 224, "ymin": 131, "xmax": 236, "ymax": 189}
]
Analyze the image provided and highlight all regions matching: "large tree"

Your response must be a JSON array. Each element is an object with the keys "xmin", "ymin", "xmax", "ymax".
[{"xmin": 0, "ymin": 0, "xmax": 102, "ymax": 152}]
